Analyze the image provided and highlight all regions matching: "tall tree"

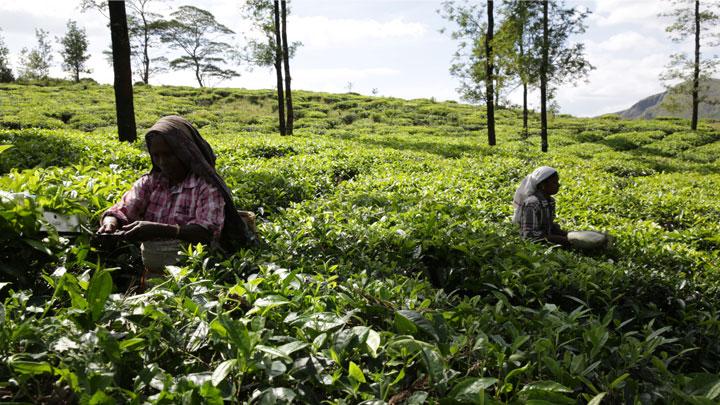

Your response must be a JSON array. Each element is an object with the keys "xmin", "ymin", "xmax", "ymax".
[
  {"xmin": 660, "ymin": 0, "xmax": 720, "ymax": 130},
  {"xmin": 497, "ymin": 0, "xmax": 541, "ymax": 134},
  {"xmin": 82, "ymin": 0, "xmax": 167, "ymax": 84},
  {"xmin": 159, "ymin": 6, "xmax": 239, "ymax": 87},
  {"xmin": 127, "ymin": 0, "xmax": 167, "ymax": 84},
  {"xmin": 533, "ymin": 0, "xmax": 593, "ymax": 152},
  {"xmin": 439, "ymin": 0, "xmax": 500, "ymax": 146},
  {"xmin": 540, "ymin": 1, "xmax": 549, "ymax": 152},
  {"xmin": 485, "ymin": 1, "xmax": 496, "ymax": 145},
  {"xmin": 0, "ymin": 28, "xmax": 13, "ymax": 83},
  {"xmin": 109, "ymin": 1, "xmax": 137, "ymax": 143},
  {"xmin": 58, "ymin": 20, "xmax": 91, "ymax": 82},
  {"xmin": 281, "ymin": 0, "xmax": 294, "ymax": 135},
  {"xmin": 273, "ymin": 0, "xmax": 286, "ymax": 135},
  {"xmin": 242, "ymin": 0, "xmax": 301, "ymax": 136},
  {"xmin": 18, "ymin": 29, "xmax": 53, "ymax": 81}
]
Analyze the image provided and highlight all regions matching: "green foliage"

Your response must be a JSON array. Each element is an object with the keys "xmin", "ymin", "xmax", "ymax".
[
  {"xmin": 159, "ymin": 5, "xmax": 239, "ymax": 87},
  {"xmin": 0, "ymin": 81, "xmax": 719, "ymax": 402},
  {"xmin": 58, "ymin": 20, "xmax": 91, "ymax": 83},
  {"xmin": 17, "ymin": 29, "xmax": 53, "ymax": 81},
  {"xmin": 241, "ymin": 0, "xmax": 301, "ymax": 68},
  {"xmin": 439, "ymin": 0, "xmax": 593, "ymax": 105},
  {"xmin": 0, "ymin": 28, "xmax": 14, "ymax": 83},
  {"xmin": 80, "ymin": 0, "xmax": 168, "ymax": 84},
  {"xmin": 659, "ymin": 0, "xmax": 720, "ymax": 129}
]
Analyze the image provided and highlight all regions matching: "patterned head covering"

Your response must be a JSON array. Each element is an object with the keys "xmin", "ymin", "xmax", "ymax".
[
  {"xmin": 146, "ymin": 116, "xmax": 256, "ymax": 247},
  {"xmin": 512, "ymin": 166, "xmax": 557, "ymax": 224}
]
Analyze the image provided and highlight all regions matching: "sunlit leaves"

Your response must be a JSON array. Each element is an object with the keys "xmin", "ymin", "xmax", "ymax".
[{"xmin": 86, "ymin": 268, "xmax": 112, "ymax": 322}]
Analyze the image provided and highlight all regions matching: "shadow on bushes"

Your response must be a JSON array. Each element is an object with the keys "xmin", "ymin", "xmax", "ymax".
[
  {"xmin": 355, "ymin": 137, "xmax": 493, "ymax": 159},
  {"xmin": 0, "ymin": 130, "xmax": 85, "ymax": 173}
]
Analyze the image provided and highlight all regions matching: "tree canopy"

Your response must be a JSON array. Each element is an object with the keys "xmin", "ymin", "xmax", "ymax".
[
  {"xmin": 58, "ymin": 20, "xmax": 91, "ymax": 82},
  {"xmin": 18, "ymin": 29, "xmax": 53, "ymax": 81},
  {"xmin": 660, "ymin": 0, "xmax": 720, "ymax": 130},
  {"xmin": 0, "ymin": 28, "xmax": 13, "ymax": 83},
  {"xmin": 159, "ymin": 5, "xmax": 239, "ymax": 87}
]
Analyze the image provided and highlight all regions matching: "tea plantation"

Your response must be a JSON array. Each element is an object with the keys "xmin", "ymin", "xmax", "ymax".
[{"xmin": 0, "ymin": 81, "xmax": 719, "ymax": 403}]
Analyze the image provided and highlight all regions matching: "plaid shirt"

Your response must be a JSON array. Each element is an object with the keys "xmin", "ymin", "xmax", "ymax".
[
  {"xmin": 104, "ymin": 172, "xmax": 225, "ymax": 240},
  {"xmin": 519, "ymin": 192, "xmax": 561, "ymax": 240}
]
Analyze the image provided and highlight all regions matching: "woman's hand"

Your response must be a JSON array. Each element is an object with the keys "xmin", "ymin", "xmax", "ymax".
[
  {"xmin": 122, "ymin": 221, "xmax": 173, "ymax": 241},
  {"xmin": 547, "ymin": 233, "xmax": 571, "ymax": 248},
  {"xmin": 98, "ymin": 216, "xmax": 119, "ymax": 234}
]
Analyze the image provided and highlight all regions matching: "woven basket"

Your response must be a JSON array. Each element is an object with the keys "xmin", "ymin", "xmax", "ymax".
[
  {"xmin": 141, "ymin": 239, "xmax": 183, "ymax": 273},
  {"xmin": 568, "ymin": 231, "xmax": 608, "ymax": 250}
]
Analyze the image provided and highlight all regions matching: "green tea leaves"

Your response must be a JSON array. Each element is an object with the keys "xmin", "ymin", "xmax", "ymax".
[
  {"xmin": 86, "ymin": 269, "xmax": 112, "ymax": 322},
  {"xmin": 348, "ymin": 361, "xmax": 366, "ymax": 384},
  {"xmin": 211, "ymin": 359, "xmax": 237, "ymax": 386},
  {"xmin": 395, "ymin": 310, "xmax": 439, "ymax": 341}
]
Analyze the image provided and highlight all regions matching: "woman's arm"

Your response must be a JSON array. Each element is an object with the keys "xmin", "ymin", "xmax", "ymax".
[
  {"xmin": 549, "ymin": 222, "xmax": 569, "ymax": 246},
  {"xmin": 550, "ymin": 222, "xmax": 568, "ymax": 237},
  {"xmin": 521, "ymin": 201, "xmax": 569, "ymax": 247},
  {"xmin": 188, "ymin": 182, "xmax": 226, "ymax": 240},
  {"xmin": 119, "ymin": 178, "xmax": 221, "ymax": 244},
  {"xmin": 98, "ymin": 175, "xmax": 155, "ymax": 233},
  {"xmin": 546, "ymin": 233, "xmax": 570, "ymax": 247},
  {"xmin": 121, "ymin": 221, "xmax": 212, "ymax": 244},
  {"xmin": 520, "ymin": 200, "xmax": 545, "ymax": 240}
]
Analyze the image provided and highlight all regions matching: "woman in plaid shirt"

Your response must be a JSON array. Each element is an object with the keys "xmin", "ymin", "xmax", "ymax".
[
  {"xmin": 97, "ymin": 116, "xmax": 255, "ymax": 277},
  {"xmin": 512, "ymin": 166, "xmax": 569, "ymax": 247}
]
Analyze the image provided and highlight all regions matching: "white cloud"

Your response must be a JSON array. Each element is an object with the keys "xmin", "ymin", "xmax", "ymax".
[
  {"xmin": 591, "ymin": 0, "xmax": 675, "ymax": 29},
  {"xmin": 1, "ymin": 0, "xmax": 80, "ymax": 17},
  {"xmin": 596, "ymin": 31, "xmax": 662, "ymax": 52},
  {"xmin": 555, "ymin": 52, "xmax": 670, "ymax": 115},
  {"xmin": 289, "ymin": 16, "xmax": 427, "ymax": 49}
]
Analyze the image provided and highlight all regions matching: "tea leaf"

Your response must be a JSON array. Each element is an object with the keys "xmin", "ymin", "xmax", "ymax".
[
  {"xmin": 587, "ymin": 392, "xmax": 607, "ymax": 405},
  {"xmin": 348, "ymin": 361, "xmax": 366, "ymax": 383},
  {"xmin": 211, "ymin": 359, "xmax": 237, "ymax": 386},
  {"xmin": 86, "ymin": 269, "xmax": 112, "ymax": 322},
  {"xmin": 396, "ymin": 310, "xmax": 439, "ymax": 341}
]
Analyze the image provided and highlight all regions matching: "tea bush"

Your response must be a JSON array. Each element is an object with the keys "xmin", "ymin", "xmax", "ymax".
[{"xmin": 0, "ymin": 81, "xmax": 719, "ymax": 403}]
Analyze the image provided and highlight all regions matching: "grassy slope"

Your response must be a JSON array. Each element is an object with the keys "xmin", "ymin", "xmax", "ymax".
[{"xmin": 0, "ymin": 81, "xmax": 719, "ymax": 403}]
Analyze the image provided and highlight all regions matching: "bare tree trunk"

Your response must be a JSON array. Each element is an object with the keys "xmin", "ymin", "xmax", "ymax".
[
  {"xmin": 109, "ymin": 1, "xmax": 137, "ymax": 143},
  {"xmin": 274, "ymin": 0, "xmax": 286, "ymax": 135},
  {"xmin": 540, "ymin": 0, "xmax": 549, "ymax": 152},
  {"xmin": 195, "ymin": 59, "xmax": 203, "ymax": 87},
  {"xmin": 485, "ymin": 0, "xmax": 496, "ymax": 146},
  {"xmin": 692, "ymin": 0, "xmax": 700, "ymax": 130},
  {"xmin": 523, "ymin": 82, "xmax": 528, "ymax": 134},
  {"xmin": 281, "ymin": 0, "xmax": 293, "ymax": 135},
  {"xmin": 142, "ymin": 14, "xmax": 150, "ymax": 84},
  {"xmin": 495, "ymin": 77, "xmax": 500, "ymax": 107},
  {"xmin": 519, "ymin": 29, "xmax": 528, "ymax": 135}
]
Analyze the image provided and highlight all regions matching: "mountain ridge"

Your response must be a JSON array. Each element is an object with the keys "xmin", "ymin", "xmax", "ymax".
[{"xmin": 614, "ymin": 77, "xmax": 720, "ymax": 120}]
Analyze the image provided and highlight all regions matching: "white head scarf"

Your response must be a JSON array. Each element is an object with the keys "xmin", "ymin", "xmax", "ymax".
[{"xmin": 512, "ymin": 166, "xmax": 558, "ymax": 224}]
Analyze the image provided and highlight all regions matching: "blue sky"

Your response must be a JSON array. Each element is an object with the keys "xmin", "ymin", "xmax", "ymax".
[{"xmin": 1, "ymin": 0, "xmax": 717, "ymax": 117}]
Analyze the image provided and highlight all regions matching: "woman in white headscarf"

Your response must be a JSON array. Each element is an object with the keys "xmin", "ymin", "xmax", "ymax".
[{"xmin": 512, "ymin": 166, "xmax": 569, "ymax": 246}]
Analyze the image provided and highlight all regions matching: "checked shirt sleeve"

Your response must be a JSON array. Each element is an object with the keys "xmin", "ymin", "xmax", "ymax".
[
  {"xmin": 187, "ymin": 182, "xmax": 226, "ymax": 240},
  {"xmin": 520, "ymin": 200, "xmax": 546, "ymax": 240},
  {"xmin": 102, "ymin": 175, "xmax": 155, "ymax": 226}
]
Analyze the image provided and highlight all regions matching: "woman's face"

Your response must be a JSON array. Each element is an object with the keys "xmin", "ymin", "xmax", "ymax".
[
  {"xmin": 542, "ymin": 174, "xmax": 561, "ymax": 195},
  {"xmin": 149, "ymin": 134, "xmax": 188, "ymax": 184}
]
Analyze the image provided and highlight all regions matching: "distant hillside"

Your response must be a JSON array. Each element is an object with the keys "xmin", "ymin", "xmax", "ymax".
[{"xmin": 615, "ymin": 77, "xmax": 720, "ymax": 120}]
